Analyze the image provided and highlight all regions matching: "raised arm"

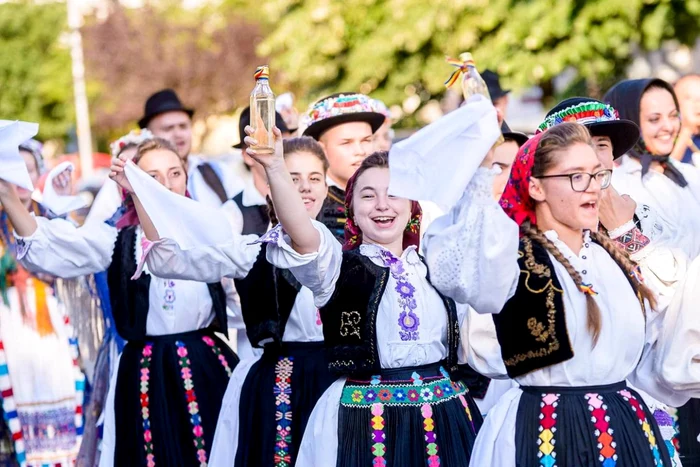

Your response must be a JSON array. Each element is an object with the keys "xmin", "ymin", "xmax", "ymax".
[
  {"xmin": 117, "ymin": 158, "xmax": 261, "ymax": 282},
  {"xmin": 423, "ymin": 168, "xmax": 520, "ymax": 314},
  {"xmin": 0, "ymin": 180, "xmax": 115, "ymax": 278},
  {"xmin": 245, "ymin": 126, "xmax": 320, "ymax": 255}
]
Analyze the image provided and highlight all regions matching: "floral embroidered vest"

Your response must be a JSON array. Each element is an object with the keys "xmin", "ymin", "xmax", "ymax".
[{"xmin": 320, "ymin": 249, "xmax": 460, "ymax": 376}]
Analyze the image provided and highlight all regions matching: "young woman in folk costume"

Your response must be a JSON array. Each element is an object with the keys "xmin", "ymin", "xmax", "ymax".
[
  {"xmin": 0, "ymin": 137, "xmax": 239, "ymax": 467},
  {"xmin": 77, "ymin": 129, "xmax": 153, "ymax": 467},
  {"xmin": 120, "ymin": 136, "xmax": 337, "ymax": 466},
  {"xmin": 0, "ymin": 138, "xmax": 85, "ymax": 467},
  {"xmin": 425, "ymin": 122, "xmax": 696, "ymax": 466},
  {"xmin": 238, "ymin": 124, "xmax": 494, "ymax": 466}
]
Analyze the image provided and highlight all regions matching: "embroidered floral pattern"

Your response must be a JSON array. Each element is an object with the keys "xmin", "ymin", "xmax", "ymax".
[
  {"xmin": 140, "ymin": 343, "xmax": 155, "ymax": 467},
  {"xmin": 376, "ymin": 249, "xmax": 420, "ymax": 341},
  {"xmin": 421, "ymin": 403, "xmax": 441, "ymax": 467},
  {"xmin": 619, "ymin": 390, "xmax": 663, "ymax": 465},
  {"xmin": 370, "ymin": 403, "xmax": 386, "ymax": 466},
  {"xmin": 162, "ymin": 280, "xmax": 176, "ymax": 311},
  {"xmin": 274, "ymin": 357, "xmax": 293, "ymax": 467},
  {"xmin": 175, "ymin": 341, "xmax": 207, "ymax": 466},
  {"xmin": 537, "ymin": 393, "xmax": 559, "ymax": 467},
  {"xmin": 340, "ymin": 376, "xmax": 467, "ymax": 407},
  {"xmin": 586, "ymin": 393, "xmax": 617, "ymax": 467},
  {"xmin": 202, "ymin": 336, "xmax": 232, "ymax": 378}
]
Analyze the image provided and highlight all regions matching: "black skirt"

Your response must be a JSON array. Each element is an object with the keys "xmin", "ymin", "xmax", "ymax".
[
  {"xmin": 114, "ymin": 328, "xmax": 238, "ymax": 467},
  {"xmin": 516, "ymin": 382, "xmax": 673, "ymax": 466},
  {"xmin": 677, "ymin": 398, "xmax": 700, "ymax": 466},
  {"xmin": 235, "ymin": 341, "xmax": 335, "ymax": 467},
  {"xmin": 336, "ymin": 362, "xmax": 483, "ymax": 467}
]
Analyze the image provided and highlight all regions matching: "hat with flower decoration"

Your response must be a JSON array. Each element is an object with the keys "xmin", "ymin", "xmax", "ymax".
[
  {"xmin": 303, "ymin": 93, "xmax": 386, "ymax": 141},
  {"xmin": 537, "ymin": 97, "xmax": 639, "ymax": 159}
]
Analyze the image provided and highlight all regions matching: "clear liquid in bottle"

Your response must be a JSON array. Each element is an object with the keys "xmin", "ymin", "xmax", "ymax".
[{"xmin": 250, "ymin": 66, "xmax": 276, "ymax": 154}]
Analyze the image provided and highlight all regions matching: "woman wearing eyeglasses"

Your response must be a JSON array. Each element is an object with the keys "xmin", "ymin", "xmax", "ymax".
[{"xmin": 424, "ymin": 122, "xmax": 693, "ymax": 466}]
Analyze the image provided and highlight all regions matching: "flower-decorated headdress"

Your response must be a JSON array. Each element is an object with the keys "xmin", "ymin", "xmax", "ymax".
[
  {"xmin": 536, "ymin": 97, "xmax": 639, "ymax": 159},
  {"xmin": 110, "ymin": 129, "xmax": 155, "ymax": 159},
  {"xmin": 302, "ymin": 93, "xmax": 385, "ymax": 141}
]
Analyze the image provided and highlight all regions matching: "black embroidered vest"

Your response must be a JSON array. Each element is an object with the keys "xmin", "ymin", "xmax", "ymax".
[
  {"xmin": 232, "ymin": 192, "xmax": 269, "ymax": 236},
  {"xmin": 317, "ymin": 185, "xmax": 346, "ymax": 243},
  {"xmin": 492, "ymin": 236, "xmax": 572, "ymax": 378},
  {"xmin": 107, "ymin": 226, "xmax": 228, "ymax": 341},
  {"xmin": 234, "ymin": 244, "xmax": 302, "ymax": 348},
  {"xmin": 320, "ymin": 249, "xmax": 460, "ymax": 376}
]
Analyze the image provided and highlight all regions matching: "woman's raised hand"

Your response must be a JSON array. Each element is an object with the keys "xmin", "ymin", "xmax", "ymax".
[
  {"xmin": 244, "ymin": 125, "xmax": 284, "ymax": 169},
  {"xmin": 109, "ymin": 155, "xmax": 134, "ymax": 194}
]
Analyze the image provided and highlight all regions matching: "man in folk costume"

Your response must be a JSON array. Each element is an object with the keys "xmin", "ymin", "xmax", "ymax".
[
  {"xmin": 302, "ymin": 93, "xmax": 385, "ymax": 241},
  {"xmin": 140, "ymin": 89, "xmax": 243, "ymax": 208},
  {"xmin": 0, "ymin": 130, "xmax": 85, "ymax": 466}
]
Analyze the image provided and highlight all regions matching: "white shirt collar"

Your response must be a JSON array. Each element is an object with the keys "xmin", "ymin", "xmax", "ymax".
[{"xmin": 359, "ymin": 242, "xmax": 421, "ymax": 266}]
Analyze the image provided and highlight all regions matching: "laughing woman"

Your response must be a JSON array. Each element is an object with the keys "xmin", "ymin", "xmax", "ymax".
[
  {"xmin": 0, "ymin": 138, "xmax": 240, "ymax": 466},
  {"xmin": 604, "ymin": 78, "xmax": 700, "ymax": 261},
  {"xmin": 235, "ymin": 124, "xmax": 522, "ymax": 466},
  {"xmin": 425, "ymin": 122, "xmax": 695, "ymax": 466}
]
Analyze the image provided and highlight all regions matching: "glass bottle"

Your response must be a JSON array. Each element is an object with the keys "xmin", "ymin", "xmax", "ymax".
[
  {"xmin": 459, "ymin": 53, "xmax": 504, "ymax": 145},
  {"xmin": 250, "ymin": 65, "xmax": 276, "ymax": 154}
]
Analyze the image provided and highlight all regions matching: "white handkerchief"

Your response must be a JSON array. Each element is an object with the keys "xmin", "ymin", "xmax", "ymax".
[
  {"xmin": 388, "ymin": 96, "xmax": 500, "ymax": 211},
  {"xmin": 0, "ymin": 120, "xmax": 40, "ymax": 191},
  {"xmin": 38, "ymin": 162, "xmax": 87, "ymax": 215},
  {"xmin": 125, "ymin": 161, "xmax": 232, "ymax": 249}
]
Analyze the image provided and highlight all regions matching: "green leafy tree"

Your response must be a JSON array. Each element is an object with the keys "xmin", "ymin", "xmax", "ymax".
[
  {"xmin": 260, "ymin": 0, "xmax": 700, "ymax": 122},
  {"xmin": 0, "ymin": 1, "xmax": 73, "ymax": 140}
]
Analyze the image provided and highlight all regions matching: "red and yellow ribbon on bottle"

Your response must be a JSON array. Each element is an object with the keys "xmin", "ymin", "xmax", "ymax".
[{"xmin": 444, "ymin": 54, "xmax": 475, "ymax": 89}]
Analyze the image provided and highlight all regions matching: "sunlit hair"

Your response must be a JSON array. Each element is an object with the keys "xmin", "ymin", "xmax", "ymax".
[
  {"xmin": 133, "ymin": 137, "xmax": 183, "ymax": 169},
  {"xmin": 531, "ymin": 122, "xmax": 593, "ymax": 178}
]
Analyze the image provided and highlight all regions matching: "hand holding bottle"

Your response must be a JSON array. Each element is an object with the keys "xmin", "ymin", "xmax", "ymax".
[{"xmin": 244, "ymin": 125, "xmax": 284, "ymax": 170}]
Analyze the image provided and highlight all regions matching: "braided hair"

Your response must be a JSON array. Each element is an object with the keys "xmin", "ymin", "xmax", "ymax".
[{"xmin": 524, "ymin": 123, "xmax": 657, "ymax": 345}]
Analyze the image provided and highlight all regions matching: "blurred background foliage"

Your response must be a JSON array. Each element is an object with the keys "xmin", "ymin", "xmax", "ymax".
[{"xmin": 2, "ymin": 0, "xmax": 700, "ymax": 142}]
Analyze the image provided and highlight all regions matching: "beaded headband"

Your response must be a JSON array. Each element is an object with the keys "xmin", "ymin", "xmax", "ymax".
[
  {"xmin": 536, "ymin": 101, "xmax": 621, "ymax": 134},
  {"xmin": 307, "ymin": 93, "xmax": 376, "ymax": 126}
]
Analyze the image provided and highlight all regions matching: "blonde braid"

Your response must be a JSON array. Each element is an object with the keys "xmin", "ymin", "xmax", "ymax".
[
  {"xmin": 590, "ymin": 232, "xmax": 657, "ymax": 312},
  {"xmin": 522, "ymin": 222, "xmax": 603, "ymax": 346}
]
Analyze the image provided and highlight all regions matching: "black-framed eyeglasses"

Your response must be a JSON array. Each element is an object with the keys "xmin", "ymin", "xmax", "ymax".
[{"xmin": 534, "ymin": 169, "xmax": 613, "ymax": 192}]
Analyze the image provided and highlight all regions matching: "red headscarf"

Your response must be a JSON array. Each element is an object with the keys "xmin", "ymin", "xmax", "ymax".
[
  {"xmin": 499, "ymin": 132, "xmax": 545, "ymax": 229},
  {"xmin": 342, "ymin": 169, "xmax": 422, "ymax": 251}
]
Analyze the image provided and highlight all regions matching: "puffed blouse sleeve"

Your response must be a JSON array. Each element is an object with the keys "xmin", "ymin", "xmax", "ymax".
[
  {"xmin": 142, "ymin": 234, "xmax": 261, "ymax": 282},
  {"xmin": 422, "ymin": 167, "xmax": 520, "ymax": 314},
  {"xmin": 262, "ymin": 220, "xmax": 343, "ymax": 308},
  {"xmin": 631, "ymin": 255, "xmax": 700, "ymax": 406},
  {"xmin": 15, "ymin": 216, "xmax": 116, "ymax": 278}
]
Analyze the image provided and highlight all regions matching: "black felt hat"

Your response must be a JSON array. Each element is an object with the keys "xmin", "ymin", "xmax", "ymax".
[
  {"xmin": 501, "ymin": 121, "xmax": 528, "ymax": 147},
  {"xmin": 138, "ymin": 89, "xmax": 194, "ymax": 129},
  {"xmin": 482, "ymin": 70, "xmax": 510, "ymax": 101}
]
